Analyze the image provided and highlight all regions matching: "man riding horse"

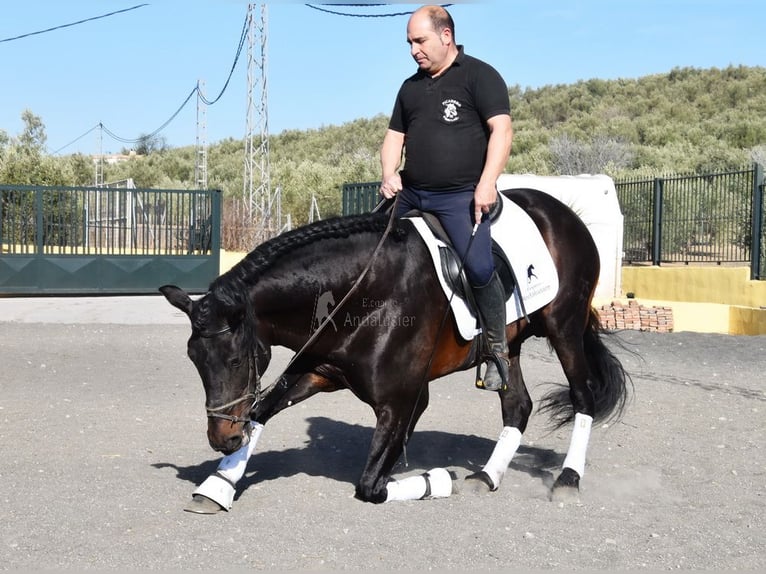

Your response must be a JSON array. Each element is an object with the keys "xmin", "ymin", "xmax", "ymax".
[{"xmin": 379, "ymin": 5, "xmax": 514, "ymax": 391}]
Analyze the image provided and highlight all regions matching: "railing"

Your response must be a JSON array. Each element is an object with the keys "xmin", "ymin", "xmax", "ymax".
[
  {"xmin": 342, "ymin": 165, "xmax": 766, "ymax": 281},
  {"xmin": 0, "ymin": 184, "xmax": 221, "ymax": 293},
  {"xmin": 614, "ymin": 164, "xmax": 765, "ymax": 280},
  {"xmin": 0, "ymin": 185, "xmax": 218, "ymax": 256},
  {"xmin": 342, "ymin": 181, "xmax": 381, "ymax": 216}
]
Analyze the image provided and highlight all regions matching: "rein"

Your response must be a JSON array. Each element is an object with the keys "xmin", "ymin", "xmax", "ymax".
[
  {"xmin": 261, "ymin": 195, "xmax": 400, "ymax": 393},
  {"xmin": 201, "ymin": 196, "xmax": 399, "ymax": 424}
]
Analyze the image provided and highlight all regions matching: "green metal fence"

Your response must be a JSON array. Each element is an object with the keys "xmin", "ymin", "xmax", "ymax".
[
  {"xmin": 0, "ymin": 184, "xmax": 221, "ymax": 294},
  {"xmin": 342, "ymin": 164, "xmax": 766, "ymax": 280},
  {"xmin": 614, "ymin": 163, "xmax": 765, "ymax": 279},
  {"xmin": 342, "ymin": 181, "xmax": 381, "ymax": 215}
]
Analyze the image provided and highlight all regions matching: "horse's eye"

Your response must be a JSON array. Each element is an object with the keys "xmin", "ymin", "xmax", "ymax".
[{"xmin": 229, "ymin": 358, "xmax": 242, "ymax": 369}]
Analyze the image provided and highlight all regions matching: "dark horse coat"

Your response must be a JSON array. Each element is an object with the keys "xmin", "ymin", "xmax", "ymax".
[{"xmin": 161, "ymin": 188, "xmax": 629, "ymax": 506}]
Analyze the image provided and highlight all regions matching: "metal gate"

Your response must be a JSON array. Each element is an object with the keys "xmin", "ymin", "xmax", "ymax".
[{"xmin": 0, "ymin": 183, "xmax": 221, "ymax": 294}]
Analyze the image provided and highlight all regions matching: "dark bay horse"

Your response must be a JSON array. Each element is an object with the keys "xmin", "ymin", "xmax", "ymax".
[{"xmin": 161, "ymin": 187, "xmax": 629, "ymax": 510}]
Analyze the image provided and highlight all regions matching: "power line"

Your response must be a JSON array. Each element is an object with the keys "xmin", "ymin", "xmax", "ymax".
[
  {"xmin": 51, "ymin": 124, "xmax": 100, "ymax": 155},
  {"xmin": 53, "ymin": 10, "xmax": 250, "ymax": 153},
  {"xmin": 304, "ymin": 3, "xmax": 452, "ymax": 18},
  {"xmin": 0, "ymin": 4, "xmax": 149, "ymax": 44},
  {"xmin": 198, "ymin": 11, "xmax": 249, "ymax": 106},
  {"xmin": 100, "ymin": 86, "xmax": 199, "ymax": 145}
]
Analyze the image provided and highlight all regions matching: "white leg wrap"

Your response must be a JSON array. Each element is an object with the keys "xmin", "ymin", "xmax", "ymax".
[
  {"xmin": 562, "ymin": 413, "xmax": 593, "ymax": 477},
  {"xmin": 193, "ymin": 422, "xmax": 264, "ymax": 510},
  {"xmin": 481, "ymin": 426, "xmax": 522, "ymax": 489},
  {"xmin": 385, "ymin": 467, "xmax": 453, "ymax": 502}
]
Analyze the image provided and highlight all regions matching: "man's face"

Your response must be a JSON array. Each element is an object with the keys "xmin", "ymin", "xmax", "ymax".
[{"xmin": 406, "ymin": 13, "xmax": 451, "ymax": 76}]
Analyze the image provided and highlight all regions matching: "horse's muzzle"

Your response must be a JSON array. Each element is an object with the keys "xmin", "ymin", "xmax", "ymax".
[{"xmin": 207, "ymin": 419, "xmax": 248, "ymax": 455}]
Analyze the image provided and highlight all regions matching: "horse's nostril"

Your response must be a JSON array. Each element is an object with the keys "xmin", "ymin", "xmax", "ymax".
[{"xmin": 228, "ymin": 435, "xmax": 242, "ymax": 451}]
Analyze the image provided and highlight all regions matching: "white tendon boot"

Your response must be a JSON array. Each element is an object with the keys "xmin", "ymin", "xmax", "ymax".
[
  {"xmin": 562, "ymin": 413, "xmax": 593, "ymax": 478},
  {"xmin": 385, "ymin": 467, "xmax": 455, "ymax": 502},
  {"xmin": 185, "ymin": 422, "xmax": 264, "ymax": 513},
  {"xmin": 481, "ymin": 426, "xmax": 522, "ymax": 489}
]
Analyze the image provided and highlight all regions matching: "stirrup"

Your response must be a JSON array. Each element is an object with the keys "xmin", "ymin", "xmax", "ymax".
[{"xmin": 474, "ymin": 354, "xmax": 509, "ymax": 392}]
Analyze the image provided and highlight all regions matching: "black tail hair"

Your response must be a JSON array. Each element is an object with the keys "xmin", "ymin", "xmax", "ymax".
[{"xmin": 538, "ymin": 309, "xmax": 632, "ymax": 428}]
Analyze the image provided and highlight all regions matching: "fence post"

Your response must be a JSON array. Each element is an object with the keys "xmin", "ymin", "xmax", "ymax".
[
  {"xmin": 751, "ymin": 163, "xmax": 764, "ymax": 280},
  {"xmin": 211, "ymin": 189, "xmax": 222, "ymax": 255},
  {"xmin": 651, "ymin": 177, "xmax": 663, "ymax": 265},
  {"xmin": 35, "ymin": 187, "xmax": 44, "ymax": 256}
]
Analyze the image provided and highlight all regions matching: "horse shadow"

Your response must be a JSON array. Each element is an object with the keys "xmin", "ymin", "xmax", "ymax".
[{"xmin": 153, "ymin": 416, "xmax": 565, "ymax": 497}]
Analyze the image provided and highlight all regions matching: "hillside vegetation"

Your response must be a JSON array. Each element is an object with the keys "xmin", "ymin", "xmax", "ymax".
[{"xmin": 2, "ymin": 65, "xmax": 765, "ymax": 230}]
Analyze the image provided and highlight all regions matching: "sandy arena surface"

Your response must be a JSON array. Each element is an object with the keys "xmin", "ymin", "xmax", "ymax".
[{"xmin": 0, "ymin": 295, "xmax": 764, "ymax": 570}]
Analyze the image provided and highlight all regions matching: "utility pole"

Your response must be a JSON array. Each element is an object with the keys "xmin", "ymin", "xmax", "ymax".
[
  {"xmin": 242, "ymin": 3, "xmax": 273, "ymax": 245},
  {"xmin": 94, "ymin": 123, "xmax": 104, "ymax": 187},
  {"xmin": 195, "ymin": 79, "xmax": 208, "ymax": 190}
]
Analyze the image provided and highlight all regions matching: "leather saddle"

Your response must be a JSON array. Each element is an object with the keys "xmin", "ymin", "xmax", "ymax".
[{"xmin": 404, "ymin": 199, "xmax": 517, "ymax": 312}]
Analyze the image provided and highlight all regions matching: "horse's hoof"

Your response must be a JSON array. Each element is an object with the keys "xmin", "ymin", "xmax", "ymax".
[
  {"xmin": 465, "ymin": 470, "xmax": 498, "ymax": 493},
  {"xmin": 183, "ymin": 494, "xmax": 225, "ymax": 514},
  {"xmin": 550, "ymin": 468, "xmax": 580, "ymax": 503}
]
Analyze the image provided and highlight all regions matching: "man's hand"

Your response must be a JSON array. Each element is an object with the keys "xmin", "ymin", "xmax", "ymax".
[
  {"xmin": 380, "ymin": 173, "xmax": 403, "ymax": 200},
  {"xmin": 473, "ymin": 181, "xmax": 498, "ymax": 225}
]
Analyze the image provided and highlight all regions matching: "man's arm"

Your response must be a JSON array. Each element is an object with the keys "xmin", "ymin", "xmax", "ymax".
[
  {"xmin": 474, "ymin": 114, "xmax": 513, "ymax": 223},
  {"xmin": 380, "ymin": 129, "xmax": 405, "ymax": 199}
]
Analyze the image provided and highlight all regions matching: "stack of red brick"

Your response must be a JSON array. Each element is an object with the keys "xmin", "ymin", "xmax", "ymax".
[{"xmin": 596, "ymin": 299, "xmax": 674, "ymax": 332}]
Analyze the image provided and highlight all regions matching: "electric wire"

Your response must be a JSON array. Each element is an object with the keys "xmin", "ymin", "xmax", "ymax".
[
  {"xmin": 51, "ymin": 124, "xmax": 100, "ymax": 156},
  {"xmin": 305, "ymin": 3, "xmax": 452, "ymax": 18},
  {"xmin": 197, "ymin": 11, "xmax": 249, "ymax": 106},
  {"xmin": 49, "ymin": 3, "xmax": 452, "ymax": 153},
  {"xmin": 51, "ymin": 9, "xmax": 249, "ymax": 153},
  {"xmin": 100, "ymin": 86, "xmax": 199, "ymax": 145},
  {"xmin": 0, "ymin": 4, "xmax": 149, "ymax": 44}
]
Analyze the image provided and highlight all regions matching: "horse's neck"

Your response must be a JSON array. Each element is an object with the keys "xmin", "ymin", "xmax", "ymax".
[{"xmin": 254, "ymin": 243, "xmax": 369, "ymax": 348}]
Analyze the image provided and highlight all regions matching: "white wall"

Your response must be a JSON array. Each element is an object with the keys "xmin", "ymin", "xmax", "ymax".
[{"xmin": 497, "ymin": 173, "xmax": 624, "ymax": 299}]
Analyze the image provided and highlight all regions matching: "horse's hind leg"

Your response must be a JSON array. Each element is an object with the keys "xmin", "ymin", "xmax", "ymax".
[
  {"xmin": 466, "ymin": 339, "xmax": 533, "ymax": 492},
  {"xmin": 545, "ymin": 327, "xmax": 595, "ymax": 497}
]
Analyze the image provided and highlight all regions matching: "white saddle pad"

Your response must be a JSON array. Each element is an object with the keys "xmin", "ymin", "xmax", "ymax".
[{"xmin": 405, "ymin": 192, "xmax": 559, "ymax": 340}]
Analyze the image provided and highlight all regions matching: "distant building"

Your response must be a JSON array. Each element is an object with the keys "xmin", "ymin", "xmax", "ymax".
[{"xmin": 91, "ymin": 150, "xmax": 140, "ymax": 165}]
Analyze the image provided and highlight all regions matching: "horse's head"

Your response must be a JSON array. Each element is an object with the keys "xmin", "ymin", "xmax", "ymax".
[{"xmin": 160, "ymin": 284, "xmax": 271, "ymax": 455}]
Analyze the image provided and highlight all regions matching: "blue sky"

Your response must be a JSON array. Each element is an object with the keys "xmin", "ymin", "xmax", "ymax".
[{"xmin": 1, "ymin": 1, "xmax": 764, "ymax": 155}]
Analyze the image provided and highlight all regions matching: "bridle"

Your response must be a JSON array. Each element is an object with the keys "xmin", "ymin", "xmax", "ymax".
[{"xmin": 195, "ymin": 323, "xmax": 261, "ymax": 425}]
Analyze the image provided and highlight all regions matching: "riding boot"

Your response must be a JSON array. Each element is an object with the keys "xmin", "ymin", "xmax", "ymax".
[{"xmin": 473, "ymin": 271, "xmax": 510, "ymax": 392}]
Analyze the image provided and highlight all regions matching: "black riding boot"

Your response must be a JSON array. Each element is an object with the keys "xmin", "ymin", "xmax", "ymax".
[{"xmin": 473, "ymin": 271, "xmax": 510, "ymax": 392}]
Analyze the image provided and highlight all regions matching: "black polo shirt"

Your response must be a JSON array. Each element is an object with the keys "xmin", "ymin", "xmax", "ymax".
[{"xmin": 388, "ymin": 46, "xmax": 510, "ymax": 191}]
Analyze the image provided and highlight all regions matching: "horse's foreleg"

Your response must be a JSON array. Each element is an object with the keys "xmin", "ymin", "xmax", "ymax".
[
  {"xmin": 185, "ymin": 421, "xmax": 265, "ymax": 513},
  {"xmin": 251, "ymin": 368, "xmax": 343, "ymax": 424},
  {"xmin": 186, "ymin": 370, "xmax": 342, "ymax": 514},
  {"xmin": 466, "ymin": 349, "xmax": 532, "ymax": 491},
  {"xmin": 356, "ymin": 389, "xmax": 454, "ymax": 503}
]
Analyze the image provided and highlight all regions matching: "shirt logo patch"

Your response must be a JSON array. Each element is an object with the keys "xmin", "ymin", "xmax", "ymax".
[{"xmin": 441, "ymin": 98, "xmax": 461, "ymax": 122}]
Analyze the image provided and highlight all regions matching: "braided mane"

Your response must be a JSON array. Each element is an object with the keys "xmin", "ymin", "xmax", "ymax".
[{"xmin": 209, "ymin": 212, "xmax": 396, "ymax": 309}]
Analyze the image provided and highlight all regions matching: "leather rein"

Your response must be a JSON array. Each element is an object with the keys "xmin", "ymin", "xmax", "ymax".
[{"xmin": 198, "ymin": 196, "xmax": 399, "ymax": 426}]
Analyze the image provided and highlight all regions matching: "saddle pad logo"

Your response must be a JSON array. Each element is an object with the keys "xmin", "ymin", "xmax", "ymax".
[
  {"xmin": 441, "ymin": 98, "xmax": 461, "ymax": 122},
  {"xmin": 527, "ymin": 264, "xmax": 538, "ymax": 284}
]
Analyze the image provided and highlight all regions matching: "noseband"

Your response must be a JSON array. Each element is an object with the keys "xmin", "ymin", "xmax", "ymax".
[{"xmin": 196, "ymin": 324, "xmax": 261, "ymax": 425}]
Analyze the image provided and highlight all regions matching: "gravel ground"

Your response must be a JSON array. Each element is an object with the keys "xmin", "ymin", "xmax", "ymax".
[{"xmin": 0, "ymin": 306, "xmax": 764, "ymax": 570}]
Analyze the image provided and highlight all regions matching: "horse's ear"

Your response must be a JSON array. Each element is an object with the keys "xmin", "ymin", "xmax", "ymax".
[{"xmin": 159, "ymin": 285, "xmax": 193, "ymax": 317}]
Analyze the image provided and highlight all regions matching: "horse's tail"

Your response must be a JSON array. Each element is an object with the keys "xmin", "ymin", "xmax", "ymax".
[{"xmin": 539, "ymin": 308, "xmax": 632, "ymax": 428}]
